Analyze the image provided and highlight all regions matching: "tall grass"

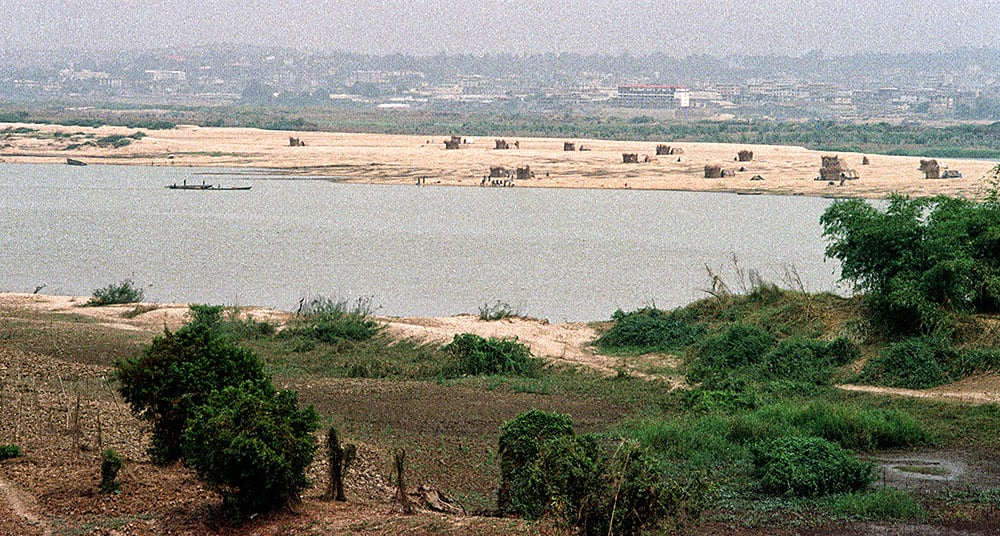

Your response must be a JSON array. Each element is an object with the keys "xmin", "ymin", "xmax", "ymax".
[{"xmin": 830, "ymin": 489, "xmax": 926, "ymax": 521}]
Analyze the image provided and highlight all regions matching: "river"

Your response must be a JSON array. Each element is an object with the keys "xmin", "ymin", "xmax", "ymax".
[{"xmin": 0, "ymin": 163, "xmax": 845, "ymax": 322}]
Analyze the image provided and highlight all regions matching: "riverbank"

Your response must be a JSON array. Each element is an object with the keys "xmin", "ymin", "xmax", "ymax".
[{"xmin": 2, "ymin": 123, "xmax": 997, "ymax": 199}]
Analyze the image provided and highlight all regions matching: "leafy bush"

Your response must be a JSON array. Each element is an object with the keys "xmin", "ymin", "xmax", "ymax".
[
  {"xmin": 497, "ymin": 409, "xmax": 576, "ymax": 517},
  {"xmin": 820, "ymin": 336, "xmax": 863, "ymax": 366},
  {"xmin": 831, "ymin": 489, "xmax": 926, "ymax": 521},
  {"xmin": 183, "ymin": 382, "xmax": 318, "ymax": 520},
  {"xmin": 534, "ymin": 434, "xmax": 602, "ymax": 524},
  {"xmin": 498, "ymin": 411, "xmax": 706, "ymax": 534},
  {"xmin": 686, "ymin": 323, "xmax": 775, "ymax": 383},
  {"xmin": 444, "ymin": 333, "xmax": 541, "ymax": 377},
  {"xmin": 214, "ymin": 307, "xmax": 276, "ymax": 341},
  {"xmin": 683, "ymin": 375, "xmax": 762, "ymax": 413},
  {"xmin": 751, "ymin": 436, "xmax": 874, "ymax": 497},
  {"xmin": 952, "ymin": 347, "xmax": 1000, "ymax": 378},
  {"xmin": 100, "ymin": 448, "xmax": 123, "ymax": 494},
  {"xmin": 758, "ymin": 337, "xmax": 833, "ymax": 384},
  {"xmin": 581, "ymin": 440, "xmax": 707, "ymax": 535},
  {"xmin": 856, "ymin": 335, "xmax": 956, "ymax": 389},
  {"xmin": 88, "ymin": 278, "xmax": 144, "ymax": 306},
  {"xmin": 0, "ymin": 444, "xmax": 22, "ymax": 460},
  {"xmin": 597, "ymin": 307, "xmax": 705, "ymax": 353},
  {"xmin": 282, "ymin": 297, "xmax": 381, "ymax": 343},
  {"xmin": 116, "ymin": 305, "xmax": 270, "ymax": 463}
]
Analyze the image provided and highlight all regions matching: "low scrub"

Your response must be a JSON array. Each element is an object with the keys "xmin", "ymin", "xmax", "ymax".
[
  {"xmin": 116, "ymin": 305, "xmax": 271, "ymax": 463},
  {"xmin": 856, "ymin": 335, "xmax": 955, "ymax": 389},
  {"xmin": 498, "ymin": 410, "xmax": 706, "ymax": 534},
  {"xmin": 728, "ymin": 401, "xmax": 930, "ymax": 451},
  {"xmin": 751, "ymin": 436, "xmax": 874, "ymax": 497},
  {"xmin": 597, "ymin": 307, "xmax": 705, "ymax": 353},
  {"xmin": 478, "ymin": 300, "xmax": 522, "ymax": 321},
  {"xmin": 99, "ymin": 448, "xmax": 123, "ymax": 494},
  {"xmin": 0, "ymin": 444, "xmax": 22, "ymax": 460},
  {"xmin": 831, "ymin": 489, "xmax": 925, "ymax": 521},
  {"xmin": 444, "ymin": 333, "xmax": 541, "ymax": 377},
  {"xmin": 281, "ymin": 297, "xmax": 381, "ymax": 343},
  {"xmin": 88, "ymin": 278, "xmax": 144, "ymax": 306},
  {"xmin": 683, "ymin": 375, "xmax": 762, "ymax": 413},
  {"xmin": 686, "ymin": 323, "xmax": 775, "ymax": 383}
]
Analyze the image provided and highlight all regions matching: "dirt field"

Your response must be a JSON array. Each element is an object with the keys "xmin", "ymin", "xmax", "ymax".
[{"xmin": 2, "ymin": 123, "xmax": 997, "ymax": 199}]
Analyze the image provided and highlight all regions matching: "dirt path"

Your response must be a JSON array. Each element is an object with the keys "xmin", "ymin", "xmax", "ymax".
[
  {"xmin": 838, "ymin": 382, "xmax": 1000, "ymax": 405},
  {"xmin": 0, "ymin": 473, "xmax": 51, "ymax": 535}
]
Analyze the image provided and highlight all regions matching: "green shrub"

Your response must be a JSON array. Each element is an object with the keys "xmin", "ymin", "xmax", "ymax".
[
  {"xmin": 684, "ymin": 375, "xmax": 762, "ymax": 413},
  {"xmin": 216, "ymin": 307, "xmax": 276, "ymax": 340},
  {"xmin": 856, "ymin": 335, "xmax": 955, "ymax": 388},
  {"xmin": 729, "ymin": 402, "xmax": 930, "ymax": 451},
  {"xmin": 444, "ymin": 333, "xmax": 541, "ymax": 377},
  {"xmin": 498, "ymin": 411, "xmax": 706, "ymax": 534},
  {"xmin": 0, "ymin": 444, "xmax": 22, "ymax": 460},
  {"xmin": 282, "ymin": 297, "xmax": 381, "ymax": 343},
  {"xmin": 88, "ymin": 278, "xmax": 144, "ymax": 306},
  {"xmin": 789, "ymin": 402, "xmax": 930, "ymax": 450},
  {"xmin": 95, "ymin": 134, "xmax": 133, "ymax": 148},
  {"xmin": 580, "ymin": 441, "xmax": 707, "ymax": 535},
  {"xmin": 535, "ymin": 434, "xmax": 602, "ymax": 524},
  {"xmin": 751, "ymin": 436, "xmax": 874, "ymax": 497},
  {"xmin": 478, "ymin": 300, "xmax": 521, "ymax": 321},
  {"xmin": 820, "ymin": 336, "xmax": 862, "ymax": 366},
  {"xmin": 99, "ymin": 448, "xmax": 123, "ymax": 494},
  {"xmin": 497, "ymin": 409, "xmax": 576, "ymax": 517},
  {"xmin": 757, "ymin": 337, "xmax": 833, "ymax": 384},
  {"xmin": 116, "ymin": 305, "xmax": 270, "ymax": 463},
  {"xmin": 951, "ymin": 347, "xmax": 1000, "ymax": 378},
  {"xmin": 597, "ymin": 307, "xmax": 705, "ymax": 353},
  {"xmin": 182, "ymin": 382, "xmax": 318, "ymax": 520},
  {"xmin": 686, "ymin": 324, "xmax": 775, "ymax": 383},
  {"xmin": 831, "ymin": 489, "xmax": 925, "ymax": 521}
]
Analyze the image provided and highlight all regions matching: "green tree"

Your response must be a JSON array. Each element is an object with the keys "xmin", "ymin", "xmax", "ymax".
[
  {"xmin": 116, "ymin": 305, "xmax": 270, "ymax": 463},
  {"xmin": 821, "ymin": 194, "xmax": 1000, "ymax": 335},
  {"xmin": 182, "ymin": 382, "xmax": 318, "ymax": 519}
]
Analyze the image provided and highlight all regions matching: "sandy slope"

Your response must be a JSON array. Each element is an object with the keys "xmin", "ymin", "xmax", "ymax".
[{"xmin": 2, "ymin": 123, "xmax": 997, "ymax": 199}]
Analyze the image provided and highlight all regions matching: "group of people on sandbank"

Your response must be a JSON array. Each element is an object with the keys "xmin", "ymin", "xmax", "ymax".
[{"xmin": 481, "ymin": 175, "xmax": 516, "ymax": 187}]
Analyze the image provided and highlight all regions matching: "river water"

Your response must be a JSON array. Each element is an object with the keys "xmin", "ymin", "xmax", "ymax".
[{"xmin": 0, "ymin": 163, "xmax": 845, "ymax": 322}]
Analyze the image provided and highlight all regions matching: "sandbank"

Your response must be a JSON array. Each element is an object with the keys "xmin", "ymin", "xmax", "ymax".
[{"xmin": 1, "ymin": 123, "xmax": 997, "ymax": 199}]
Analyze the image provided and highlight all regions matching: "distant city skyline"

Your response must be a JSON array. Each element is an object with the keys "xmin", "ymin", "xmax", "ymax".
[{"xmin": 3, "ymin": 1, "xmax": 1000, "ymax": 58}]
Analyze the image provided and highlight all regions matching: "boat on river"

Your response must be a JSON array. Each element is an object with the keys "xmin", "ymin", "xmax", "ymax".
[{"xmin": 166, "ymin": 181, "xmax": 251, "ymax": 191}]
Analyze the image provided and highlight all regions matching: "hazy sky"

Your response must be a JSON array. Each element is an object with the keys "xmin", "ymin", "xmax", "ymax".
[{"xmin": 3, "ymin": 0, "xmax": 999, "ymax": 57}]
